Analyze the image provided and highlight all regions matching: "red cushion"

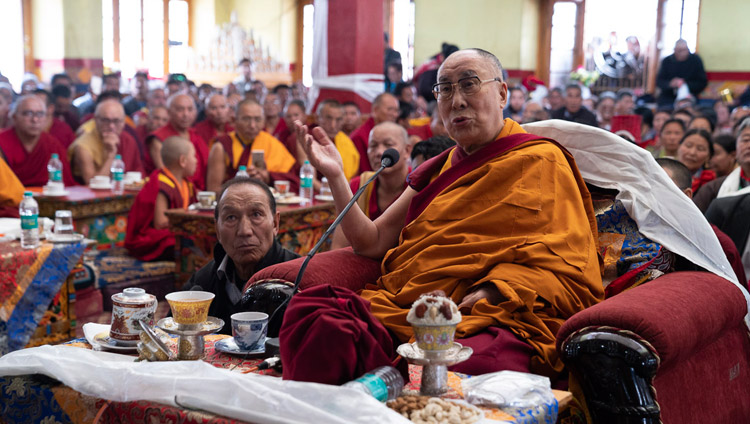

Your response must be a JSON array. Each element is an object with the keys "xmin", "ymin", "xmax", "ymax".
[
  {"xmin": 245, "ymin": 247, "xmax": 382, "ymax": 293},
  {"xmin": 558, "ymin": 271, "xmax": 748, "ymax": 369}
]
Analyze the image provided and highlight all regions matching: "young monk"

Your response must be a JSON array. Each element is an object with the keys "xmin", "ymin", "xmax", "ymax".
[{"xmin": 125, "ymin": 136, "xmax": 197, "ymax": 261}]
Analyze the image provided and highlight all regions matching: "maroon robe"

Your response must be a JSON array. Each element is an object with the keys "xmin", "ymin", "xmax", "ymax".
[
  {"xmin": 0, "ymin": 128, "xmax": 76, "ymax": 187},
  {"xmin": 192, "ymin": 120, "xmax": 233, "ymax": 148},
  {"xmin": 125, "ymin": 168, "xmax": 194, "ymax": 261},
  {"xmin": 407, "ymin": 124, "xmax": 433, "ymax": 142},
  {"xmin": 146, "ymin": 123, "xmax": 208, "ymax": 190},
  {"xmin": 349, "ymin": 117, "xmax": 375, "ymax": 173},
  {"xmin": 47, "ymin": 118, "xmax": 75, "ymax": 149}
]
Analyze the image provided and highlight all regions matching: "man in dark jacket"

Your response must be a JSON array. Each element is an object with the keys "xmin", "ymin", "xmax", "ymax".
[
  {"xmin": 656, "ymin": 39, "xmax": 707, "ymax": 107},
  {"xmin": 551, "ymin": 84, "xmax": 598, "ymax": 127},
  {"xmin": 184, "ymin": 177, "xmax": 299, "ymax": 333}
]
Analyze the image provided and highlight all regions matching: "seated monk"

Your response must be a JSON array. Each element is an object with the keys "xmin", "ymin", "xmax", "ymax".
[
  {"xmin": 277, "ymin": 100, "xmax": 307, "ymax": 159},
  {"xmin": 264, "ymin": 93, "xmax": 286, "ymax": 139},
  {"xmin": 286, "ymin": 48, "xmax": 604, "ymax": 384},
  {"xmin": 68, "ymin": 99, "xmax": 144, "ymax": 185},
  {"xmin": 0, "ymin": 95, "xmax": 75, "ymax": 187},
  {"xmin": 125, "ymin": 136, "xmax": 197, "ymax": 261},
  {"xmin": 349, "ymin": 93, "xmax": 400, "ymax": 173},
  {"xmin": 206, "ymin": 99, "xmax": 296, "ymax": 192},
  {"xmin": 134, "ymin": 105, "xmax": 168, "ymax": 146},
  {"xmin": 192, "ymin": 94, "xmax": 233, "ymax": 147},
  {"xmin": 315, "ymin": 99, "xmax": 359, "ymax": 181},
  {"xmin": 33, "ymin": 89, "xmax": 75, "ymax": 149},
  {"xmin": 184, "ymin": 177, "xmax": 299, "ymax": 333},
  {"xmin": 145, "ymin": 94, "xmax": 208, "ymax": 190},
  {"xmin": 330, "ymin": 122, "xmax": 410, "ymax": 249},
  {"xmin": 0, "ymin": 156, "xmax": 24, "ymax": 217}
]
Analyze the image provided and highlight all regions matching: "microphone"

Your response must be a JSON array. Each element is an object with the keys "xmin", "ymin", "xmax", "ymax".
[{"xmin": 266, "ymin": 148, "xmax": 401, "ymax": 333}]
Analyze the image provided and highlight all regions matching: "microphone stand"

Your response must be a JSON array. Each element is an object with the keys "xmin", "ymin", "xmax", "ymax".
[{"xmin": 267, "ymin": 161, "xmax": 390, "ymax": 327}]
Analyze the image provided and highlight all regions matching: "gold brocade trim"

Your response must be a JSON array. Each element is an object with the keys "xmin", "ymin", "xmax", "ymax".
[{"xmin": 0, "ymin": 244, "xmax": 52, "ymax": 321}]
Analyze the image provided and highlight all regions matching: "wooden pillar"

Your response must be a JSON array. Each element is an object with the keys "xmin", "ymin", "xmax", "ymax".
[{"xmin": 311, "ymin": 0, "xmax": 384, "ymax": 113}]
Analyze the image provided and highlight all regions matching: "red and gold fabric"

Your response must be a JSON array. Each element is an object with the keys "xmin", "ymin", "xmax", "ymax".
[{"xmin": 0, "ymin": 156, "xmax": 24, "ymax": 218}]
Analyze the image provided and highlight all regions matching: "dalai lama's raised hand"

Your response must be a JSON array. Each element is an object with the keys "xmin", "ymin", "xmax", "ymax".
[
  {"xmin": 294, "ymin": 120, "xmax": 344, "ymax": 180},
  {"xmin": 458, "ymin": 283, "xmax": 503, "ymax": 314}
]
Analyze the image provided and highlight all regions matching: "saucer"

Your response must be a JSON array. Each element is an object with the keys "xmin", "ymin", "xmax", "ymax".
[
  {"xmin": 396, "ymin": 342, "xmax": 473, "ymax": 366},
  {"xmin": 93, "ymin": 332, "xmax": 139, "ymax": 352},
  {"xmin": 314, "ymin": 194, "xmax": 334, "ymax": 202},
  {"xmin": 156, "ymin": 316, "xmax": 224, "ymax": 335},
  {"xmin": 42, "ymin": 188, "xmax": 69, "ymax": 197},
  {"xmin": 47, "ymin": 233, "xmax": 84, "ymax": 243},
  {"xmin": 215, "ymin": 337, "xmax": 267, "ymax": 355},
  {"xmin": 191, "ymin": 202, "xmax": 216, "ymax": 211},
  {"xmin": 276, "ymin": 195, "xmax": 306, "ymax": 205},
  {"xmin": 89, "ymin": 183, "xmax": 112, "ymax": 190}
]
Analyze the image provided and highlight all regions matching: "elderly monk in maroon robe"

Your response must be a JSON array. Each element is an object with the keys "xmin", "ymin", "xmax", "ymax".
[
  {"xmin": 134, "ymin": 105, "xmax": 168, "ymax": 146},
  {"xmin": 32, "ymin": 89, "xmax": 75, "ymax": 149},
  {"xmin": 192, "ymin": 94, "xmax": 233, "ymax": 147},
  {"xmin": 125, "ymin": 136, "xmax": 197, "ymax": 261},
  {"xmin": 68, "ymin": 99, "xmax": 144, "ymax": 185},
  {"xmin": 146, "ymin": 94, "xmax": 208, "ymax": 190},
  {"xmin": 349, "ymin": 93, "xmax": 400, "ymax": 173},
  {"xmin": 284, "ymin": 49, "xmax": 603, "ymax": 384},
  {"xmin": 0, "ymin": 95, "xmax": 75, "ymax": 187}
]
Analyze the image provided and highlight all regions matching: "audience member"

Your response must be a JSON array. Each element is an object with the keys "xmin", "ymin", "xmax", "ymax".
[
  {"xmin": 0, "ymin": 91, "xmax": 9, "ymax": 130},
  {"xmin": 125, "ymin": 136, "xmax": 196, "ymax": 261},
  {"xmin": 68, "ymin": 99, "xmax": 144, "ymax": 184},
  {"xmin": 133, "ymin": 88, "xmax": 168, "ymax": 127},
  {"xmin": 614, "ymin": 90, "xmax": 635, "ymax": 116},
  {"xmin": 694, "ymin": 133, "xmax": 738, "ymax": 212},
  {"xmin": 595, "ymin": 92, "xmax": 616, "ymax": 130},
  {"xmin": 714, "ymin": 101, "xmax": 732, "ymax": 135},
  {"xmin": 234, "ymin": 58, "xmax": 254, "ymax": 94},
  {"xmin": 264, "ymin": 93, "xmax": 285, "ymax": 138},
  {"xmin": 521, "ymin": 101, "xmax": 549, "ymax": 124},
  {"xmin": 652, "ymin": 118, "xmax": 686, "ymax": 158},
  {"xmin": 329, "ymin": 122, "xmax": 411, "ymax": 249},
  {"xmin": 309, "ymin": 99, "xmax": 360, "ymax": 181},
  {"xmin": 689, "ymin": 115, "xmax": 715, "ymax": 133},
  {"xmin": 102, "ymin": 73, "xmax": 122, "ymax": 95},
  {"xmin": 32, "ymin": 89, "xmax": 75, "ymax": 149},
  {"xmin": 673, "ymin": 108, "xmax": 693, "ymax": 127},
  {"xmin": 0, "ymin": 95, "xmax": 75, "ymax": 186},
  {"xmin": 409, "ymin": 135, "xmax": 455, "ymax": 169},
  {"xmin": 146, "ymin": 94, "xmax": 208, "ymax": 189},
  {"xmin": 656, "ymin": 39, "xmax": 708, "ymax": 107},
  {"xmin": 341, "ymin": 101, "xmax": 361, "ymax": 135},
  {"xmin": 166, "ymin": 73, "xmax": 188, "ymax": 97},
  {"xmin": 394, "ymin": 82, "xmax": 416, "ymax": 107},
  {"xmin": 385, "ymin": 62, "xmax": 403, "ymax": 93},
  {"xmin": 273, "ymin": 84, "xmax": 291, "ymax": 109},
  {"xmin": 50, "ymin": 73, "xmax": 73, "ymax": 89},
  {"xmin": 545, "ymin": 86, "xmax": 564, "ymax": 112},
  {"xmin": 350, "ymin": 93, "xmax": 399, "ymax": 172},
  {"xmin": 185, "ymin": 178, "xmax": 299, "ymax": 332},
  {"xmin": 551, "ymin": 84, "xmax": 597, "ymax": 127},
  {"xmin": 51, "ymin": 85, "xmax": 80, "ymax": 131},
  {"xmin": 135, "ymin": 105, "xmax": 168, "ymax": 143},
  {"xmin": 122, "ymin": 71, "xmax": 149, "ymax": 116},
  {"xmin": 731, "ymin": 107, "xmax": 750, "ymax": 135},
  {"xmin": 503, "ymin": 85, "xmax": 525, "ymax": 122},
  {"xmin": 676, "ymin": 128, "xmax": 715, "ymax": 194},
  {"xmin": 277, "ymin": 100, "xmax": 307, "ymax": 158},
  {"xmin": 192, "ymin": 94, "xmax": 233, "ymax": 147},
  {"xmin": 206, "ymin": 99, "xmax": 296, "ymax": 192}
]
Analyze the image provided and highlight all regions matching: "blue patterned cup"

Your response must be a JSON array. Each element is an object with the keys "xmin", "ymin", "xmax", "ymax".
[{"xmin": 231, "ymin": 312, "xmax": 268, "ymax": 351}]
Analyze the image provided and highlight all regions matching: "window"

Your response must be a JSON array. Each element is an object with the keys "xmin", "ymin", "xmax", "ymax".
[
  {"xmin": 549, "ymin": 2, "xmax": 578, "ymax": 89},
  {"xmin": 102, "ymin": 0, "xmax": 187, "ymax": 79},
  {"xmin": 392, "ymin": 0, "xmax": 415, "ymax": 81},
  {"xmin": 660, "ymin": 0, "xmax": 700, "ymax": 57},
  {"xmin": 0, "ymin": 0, "xmax": 25, "ymax": 91},
  {"xmin": 302, "ymin": 3, "xmax": 314, "ymax": 87}
]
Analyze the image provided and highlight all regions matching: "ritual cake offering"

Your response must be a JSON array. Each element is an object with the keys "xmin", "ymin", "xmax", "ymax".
[{"xmin": 407, "ymin": 291, "xmax": 461, "ymax": 352}]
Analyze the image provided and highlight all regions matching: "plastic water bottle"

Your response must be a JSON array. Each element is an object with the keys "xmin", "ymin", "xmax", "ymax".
[
  {"xmin": 342, "ymin": 366, "xmax": 404, "ymax": 402},
  {"xmin": 19, "ymin": 191, "xmax": 39, "ymax": 249},
  {"xmin": 111, "ymin": 154, "xmax": 125, "ymax": 194},
  {"xmin": 236, "ymin": 165, "xmax": 250, "ymax": 178},
  {"xmin": 299, "ymin": 160, "xmax": 314, "ymax": 203},
  {"xmin": 47, "ymin": 153, "xmax": 63, "ymax": 187}
]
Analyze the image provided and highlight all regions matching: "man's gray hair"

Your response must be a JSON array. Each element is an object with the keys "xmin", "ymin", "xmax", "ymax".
[
  {"xmin": 166, "ymin": 93, "xmax": 195, "ymax": 109},
  {"xmin": 737, "ymin": 116, "xmax": 750, "ymax": 137},
  {"xmin": 9, "ymin": 94, "xmax": 43, "ymax": 117}
]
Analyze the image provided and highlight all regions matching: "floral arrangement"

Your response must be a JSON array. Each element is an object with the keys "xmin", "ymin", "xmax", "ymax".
[{"xmin": 569, "ymin": 67, "xmax": 600, "ymax": 87}]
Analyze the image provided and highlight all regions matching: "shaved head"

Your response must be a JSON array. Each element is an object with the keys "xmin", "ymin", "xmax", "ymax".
[
  {"xmin": 94, "ymin": 99, "xmax": 125, "ymax": 118},
  {"xmin": 161, "ymin": 136, "xmax": 193, "ymax": 167},
  {"xmin": 370, "ymin": 121, "xmax": 408, "ymax": 147},
  {"xmin": 464, "ymin": 48, "xmax": 505, "ymax": 80}
]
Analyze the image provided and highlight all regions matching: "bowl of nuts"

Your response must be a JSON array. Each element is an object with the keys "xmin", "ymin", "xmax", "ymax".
[{"xmin": 387, "ymin": 395, "xmax": 483, "ymax": 424}]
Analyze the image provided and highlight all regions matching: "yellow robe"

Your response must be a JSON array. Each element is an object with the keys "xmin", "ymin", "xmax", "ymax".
[
  {"xmin": 228, "ymin": 131, "xmax": 295, "ymax": 173},
  {"xmin": 0, "ymin": 156, "xmax": 24, "ymax": 209},
  {"xmin": 361, "ymin": 119, "xmax": 604, "ymax": 378},
  {"xmin": 334, "ymin": 131, "xmax": 360, "ymax": 181}
]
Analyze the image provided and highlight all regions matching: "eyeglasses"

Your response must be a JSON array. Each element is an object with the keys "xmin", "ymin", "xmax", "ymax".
[
  {"xmin": 432, "ymin": 76, "xmax": 502, "ymax": 100},
  {"xmin": 95, "ymin": 117, "xmax": 124, "ymax": 126},
  {"xmin": 18, "ymin": 110, "xmax": 46, "ymax": 119}
]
